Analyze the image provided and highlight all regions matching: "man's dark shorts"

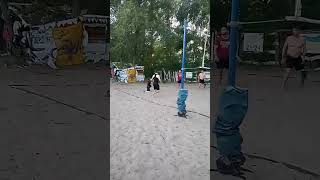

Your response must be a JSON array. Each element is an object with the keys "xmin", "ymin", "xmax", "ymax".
[
  {"xmin": 199, "ymin": 79, "xmax": 205, "ymax": 84},
  {"xmin": 153, "ymin": 83, "xmax": 160, "ymax": 90},
  {"xmin": 286, "ymin": 56, "xmax": 304, "ymax": 70},
  {"xmin": 216, "ymin": 59, "xmax": 229, "ymax": 69}
]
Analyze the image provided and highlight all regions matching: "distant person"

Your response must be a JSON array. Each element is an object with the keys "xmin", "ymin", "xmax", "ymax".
[
  {"xmin": 2, "ymin": 20, "xmax": 13, "ymax": 54},
  {"xmin": 281, "ymin": 27, "xmax": 307, "ymax": 89},
  {"xmin": 146, "ymin": 79, "xmax": 152, "ymax": 92},
  {"xmin": 198, "ymin": 70, "xmax": 206, "ymax": 88},
  {"xmin": 152, "ymin": 73, "xmax": 161, "ymax": 94},
  {"xmin": 177, "ymin": 70, "xmax": 182, "ymax": 87},
  {"xmin": 214, "ymin": 26, "xmax": 230, "ymax": 85},
  {"xmin": 13, "ymin": 19, "xmax": 22, "ymax": 47},
  {"xmin": 83, "ymin": 26, "xmax": 88, "ymax": 60},
  {"xmin": 114, "ymin": 69, "xmax": 119, "ymax": 82}
]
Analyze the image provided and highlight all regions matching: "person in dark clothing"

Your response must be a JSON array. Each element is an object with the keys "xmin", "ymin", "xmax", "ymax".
[
  {"xmin": 177, "ymin": 70, "xmax": 182, "ymax": 87},
  {"xmin": 146, "ymin": 79, "xmax": 152, "ymax": 92},
  {"xmin": 152, "ymin": 73, "xmax": 161, "ymax": 94}
]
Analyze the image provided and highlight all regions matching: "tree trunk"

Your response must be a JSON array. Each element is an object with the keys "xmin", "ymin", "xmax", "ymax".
[{"xmin": 72, "ymin": 0, "xmax": 80, "ymax": 17}]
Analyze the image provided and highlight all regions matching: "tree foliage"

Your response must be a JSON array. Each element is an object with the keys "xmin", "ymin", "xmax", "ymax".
[
  {"xmin": 111, "ymin": 0, "xmax": 209, "ymax": 77},
  {"xmin": 213, "ymin": 0, "xmax": 320, "ymax": 29}
]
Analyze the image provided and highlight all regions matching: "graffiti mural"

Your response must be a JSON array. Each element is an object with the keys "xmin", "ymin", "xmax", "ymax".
[
  {"xmin": 28, "ymin": 15, "xmax": 108, "ymax": 67},
  {"xmin": 53, "ymin": 23, "xmax": 85, "ymax": 66},
  {"xmin": 30, "ymin": 24, "xmax": 56, "ymax": 65}
]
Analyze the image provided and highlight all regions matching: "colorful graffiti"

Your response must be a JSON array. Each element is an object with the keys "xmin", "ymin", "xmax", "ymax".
[
  {"xmin": 53, "ymin": 23, "xmax": 85, "ymax": 66},
  {"xmin": 127, "ymin": 68, "xmax": 137, "ymax": 83}
]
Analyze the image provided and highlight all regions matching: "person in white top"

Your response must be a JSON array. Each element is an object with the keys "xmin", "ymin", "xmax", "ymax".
[
  {"xmin": 13, "ymin": 20, "xmax": 22, "ymax": 46},
  {"xmin": 198, "ymin": 70, "xmax": 206, "ymax": 88},
  {"xmin": 151, "ymin": 73, "xmax": 161, "ymax": 94}
]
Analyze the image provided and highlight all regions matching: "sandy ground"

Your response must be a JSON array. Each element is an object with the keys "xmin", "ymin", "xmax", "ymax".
[
  {"xmin": 212, "ymin": 66, "xmax": 320, "ymax": 180},
  {"xmin": 110, "ymin": 82, "xmax": 210, "ymax": 180},
  {"xmin": 0, "ymin": 65, "xmax": 108, "ymax": 180},
  {"xmin": 2, "ymin": 63, "xmax": 320, "ymax": 180}
]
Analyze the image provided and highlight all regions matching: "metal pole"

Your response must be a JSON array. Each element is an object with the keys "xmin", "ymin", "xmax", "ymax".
[
  {"xmin": 181, "ymin": 19, "xmax": 187, "ymax": 89},
  {"xmin": 228, "ymin": 0, "xmax": 239, "ymax": 86}
]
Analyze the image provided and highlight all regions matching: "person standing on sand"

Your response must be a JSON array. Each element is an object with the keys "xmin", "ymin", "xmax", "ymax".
[
  {"xmin": 177, "ymin": 70, "xmax": 182, "ymax": 87},
  {"xmin": 198, "ymin": 70, "xmax": 206, "ymax": 88},
  {"xmin": 214, "ymin": 26, "xmax": 230, "ymax": 85},
  {"xmin": 152, "ymin": 73, "xmax": 161, "ymax": 94},
  {"xmin": 281, "ymin": 27, "xmax": 307, "ymax": 89}
]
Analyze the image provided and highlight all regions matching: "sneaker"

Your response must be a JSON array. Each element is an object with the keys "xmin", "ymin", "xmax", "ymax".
[{"xmin": 178, "ymin": 111, "xmax": 186, "ymax": 117}]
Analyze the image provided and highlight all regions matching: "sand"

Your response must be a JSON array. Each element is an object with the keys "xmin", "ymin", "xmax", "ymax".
[{"xmin": 110, "ymin": 82, "xmax": 210, "ymax": 180}]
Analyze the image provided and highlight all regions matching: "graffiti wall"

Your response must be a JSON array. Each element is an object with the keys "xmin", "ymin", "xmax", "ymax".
[
  {"xmin": 127, "ymin": 68, "xmax": 137, "ymax": 83},
  {"xmin": 30, "ymin": 23, "xmax": 56, "ymax": 64},
  {"xmin": 53, "ymin": 23, "xmax": 85, "ymax": 66},
  {"xmin": 29, "ymin": 15, "xmax": 108, "ymax": 66}
]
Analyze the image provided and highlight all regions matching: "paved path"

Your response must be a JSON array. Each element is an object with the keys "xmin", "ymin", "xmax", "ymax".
[{"xmin": 110, "ymin": 83, "xmax": 210, "ymax": 180}]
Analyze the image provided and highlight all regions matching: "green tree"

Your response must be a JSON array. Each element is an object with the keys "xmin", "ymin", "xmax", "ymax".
[{"xmin": 111, "ymin": 0, "xmax": 209, "ymax": 77}]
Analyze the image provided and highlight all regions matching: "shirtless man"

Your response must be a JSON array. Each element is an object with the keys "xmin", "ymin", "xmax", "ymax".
[
  {"xmin": 281, "ymin": 27, "xmax": 307, "ymax": 89},
  {"xmin": 198, "ymin": 70, "xmax": 206, "ymax": 88}
]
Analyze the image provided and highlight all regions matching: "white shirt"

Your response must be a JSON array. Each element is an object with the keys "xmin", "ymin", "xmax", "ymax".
[{"xmin": 152, "ymin": 74, "xmax": 161, "ymax": 82}]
